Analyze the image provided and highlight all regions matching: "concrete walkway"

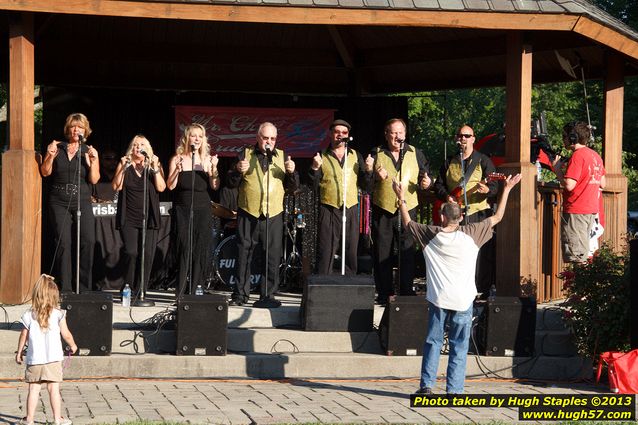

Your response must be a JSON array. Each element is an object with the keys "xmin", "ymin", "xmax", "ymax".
[{"xmin": 0, "ymin": 377, "xmax": 611, "ymax": 424}]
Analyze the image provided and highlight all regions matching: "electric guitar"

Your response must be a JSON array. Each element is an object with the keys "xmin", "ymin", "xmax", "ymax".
[{"xmin": 432, "ymin": 172, "xmax": 506, "ymax": 225}]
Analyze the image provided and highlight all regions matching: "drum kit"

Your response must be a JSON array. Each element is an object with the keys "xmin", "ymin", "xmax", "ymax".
[{"xmin": 206, "ymin": 200, "xmax": 307, "ymax": 292}]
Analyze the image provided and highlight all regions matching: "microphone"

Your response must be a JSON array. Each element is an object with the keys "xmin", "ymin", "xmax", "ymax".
[
  {"xmin": 190, "ymin": 144, "xmax": 196, "ymax": 153},
  {"xmin": 78, "ymin": 134, "xmax": 85, "ymax": 143},
  {"xmin": 264, "ymin": 143, "xmax": 273, "ymax": 162},
  {"xmin": 140, "ymin": 149, "xmax": 149, "ymax": 157},
  {"xmin": 338, "ymin": 136, "xmax": 353, "ymax": 143}
]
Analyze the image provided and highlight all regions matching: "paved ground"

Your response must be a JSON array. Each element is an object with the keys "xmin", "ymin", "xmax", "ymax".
[{"xmin": 0, "ymin": 377, "xmax": 611, "ymax": 424}]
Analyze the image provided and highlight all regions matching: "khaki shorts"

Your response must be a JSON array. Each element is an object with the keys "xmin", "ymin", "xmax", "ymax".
[
  {"xmin": 25, "ymin": 361, "xmax": 63, "ymax": 383},
  {"xmin": 561, "ymin": 212, "xmax": 594, "ymax": 263}
]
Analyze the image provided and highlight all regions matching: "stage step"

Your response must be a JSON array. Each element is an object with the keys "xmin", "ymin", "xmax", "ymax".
[
  {"xmin": 0, "ymin": 294, "xmax": 581, "ymax": 379},
  {"xmin": 120, "ymin": 328, "xmax": 383, "ymax": 355},
  {"xmin": 0, "ymin": 352, "xmax": 591, "ymax": 381}
]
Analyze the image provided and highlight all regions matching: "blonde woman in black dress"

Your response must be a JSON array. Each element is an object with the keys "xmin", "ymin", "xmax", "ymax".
[{"xmin": 167, "ymin": 124, "xmax": 220, "ymax": 295}]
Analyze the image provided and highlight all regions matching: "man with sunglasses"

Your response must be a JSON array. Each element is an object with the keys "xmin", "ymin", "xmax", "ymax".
[{"xmin": 432, "ymin": 125, "xmax": 498, "ymax": 295}]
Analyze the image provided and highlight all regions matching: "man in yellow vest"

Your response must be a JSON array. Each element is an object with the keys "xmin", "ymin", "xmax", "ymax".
[
  {"xmin": 371, "ymin": 118, "xmax": 431, "ymax": 305},
  {"xmin": 227, "ymin": 122, "xmax": 299, "ymax": 308},
  {"xmin": 432, "ymin": 125, "xmax": 498, "ymax": 295},
  {"xmin": 309, "ymin": 119, "xmax": 374, "ymax": 275}
]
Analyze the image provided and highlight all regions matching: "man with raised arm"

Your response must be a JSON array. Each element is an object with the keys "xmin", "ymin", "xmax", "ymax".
[{"xmin": 393, "ymin": 173, "xmax": 521, "ymax": 395}]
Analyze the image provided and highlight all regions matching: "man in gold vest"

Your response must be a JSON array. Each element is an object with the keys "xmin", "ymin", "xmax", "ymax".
[
  {"xmin": 371, "ymin": 118, "xmax": 431, "ymax": 305},
  {"xmin": 309, "ymin": 119, "xmax": 374, "ymax": 275},
  {"xmin": 227, "ymin": 122, "xmax": 299, "ymax": 308},
  {"xmin": 432, "ymin": 125, "xmax": 498, "ymax": 295}
]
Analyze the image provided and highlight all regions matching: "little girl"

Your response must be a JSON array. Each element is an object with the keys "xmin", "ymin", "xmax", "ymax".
[{"xmin": 15, "ymin": 275, "xmax": 77, "ymax": 425}]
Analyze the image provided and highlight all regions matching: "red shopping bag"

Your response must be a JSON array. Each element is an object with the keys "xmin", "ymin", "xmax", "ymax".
[{"xmin": 596, "ymin": 350, "xmax": 638, "ymax": 394}]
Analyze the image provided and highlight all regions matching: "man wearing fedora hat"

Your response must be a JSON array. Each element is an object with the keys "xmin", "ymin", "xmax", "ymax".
[{"xmin": 309, "ymin": 119, "xmax": 374, "ymax": 275}]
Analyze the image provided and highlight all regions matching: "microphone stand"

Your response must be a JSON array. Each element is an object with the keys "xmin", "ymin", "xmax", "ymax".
[
  {"xmin": 264, "ymin": 149, "xmax": 272, "ymax": 300},
  {"xmin": 458, "ymin": 145, "xmax": 469, "ymax": 217},
  {"xmin": 135, "ymin": 156, "xmax": 154, "ymax": 307},
  {"xmin": 395, "ymin": 141, "xmax": 405, "ymax": 295},
  {"xmin": 75, "ymin": 137, "xmax": 83, "ymax": 294},
  {"xmin": 187, "ymin": 147, "xmax": 196, "ymax": 295},
  {"xmin": 341, "ymin": 139, "xmax": 348, "ymax": 275}
]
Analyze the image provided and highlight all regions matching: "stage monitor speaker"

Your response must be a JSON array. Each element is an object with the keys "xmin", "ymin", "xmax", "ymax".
[
  {"xmin": 61, "ymin": 293, "xmax": 113, "ymax": 356},
  {"xmin": 379, "ymin": 296, "xmax": 428, "ymax": 356},
  {"xmin": 302, "ymin": 274, "xmax": 374, "ymax": 331},
  {"xmin": 477, "ymin": 296, "xmax": 536, "ymax": 357},
  {"xmin": 176, "ymin": 294, "xmax": 228, "ymax": 355}
]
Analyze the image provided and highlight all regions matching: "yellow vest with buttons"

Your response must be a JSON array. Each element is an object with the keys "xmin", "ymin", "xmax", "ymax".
[
  {"xmin": 445, "ymin": 159, "xmax": 489, "ymax": 216},
  {"xmin": 319, "ymin": 149, "xmax": 360, "ymax": 209},
  {"xmin": 373, "ymin": 147, "xmax": 419, "ymax": 213},
  {"xmin": 238, "ymin": 148, "xmax": 285, "ymax": 218}
]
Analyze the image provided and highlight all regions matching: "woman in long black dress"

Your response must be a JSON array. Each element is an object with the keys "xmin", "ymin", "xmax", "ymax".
[
  {"xmin": 40, "ymin": 113, "xmax": 100, "ymax": 292},
  {"xmin": 112, "ymin": 135, "xmax": 166, "ymax": 295},
  {"xmin": 167, "ymin": 123, "xmax": 219, "ymax": 295}
]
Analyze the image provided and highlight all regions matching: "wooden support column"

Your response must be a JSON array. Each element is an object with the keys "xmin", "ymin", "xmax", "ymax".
[
  {"xmin": 496, "ymin": 31, "xmax": 538, "ymax": 296},
  {"xmin": 0, "ymin": 13, "xmax": 41, "ymax": 304},
  {"xmin": 602, "ymin": 52, "xmax": 627, "ymax": 252}
]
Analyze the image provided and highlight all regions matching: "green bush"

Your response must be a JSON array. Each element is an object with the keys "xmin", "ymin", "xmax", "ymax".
[{"xmin": 559, "ymin": 243, "xmax": 631, "ymax": 358}]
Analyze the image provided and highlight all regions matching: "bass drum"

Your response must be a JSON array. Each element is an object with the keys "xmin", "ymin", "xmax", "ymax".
[{"xmin": 213, "ymin": 235, "xmax": 263, "ymax": 291}]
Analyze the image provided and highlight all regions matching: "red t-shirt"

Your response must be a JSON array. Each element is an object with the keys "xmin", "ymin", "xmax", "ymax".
[{"xmin": 563, "ymin": 147, "xmax": 605, "ymax": 214}]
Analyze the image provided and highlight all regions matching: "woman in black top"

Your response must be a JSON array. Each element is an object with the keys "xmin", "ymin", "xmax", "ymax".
[
  {"xmin": 167, "ymin": 123, "xmax": 220, "ymax": 295},
  {"xmin": 112, "ymin": 135, "xmax": 166, "ymax": 295},
  {"xmin": 40, "ymin": 113, "xmax": 100, "ymax": 292}
]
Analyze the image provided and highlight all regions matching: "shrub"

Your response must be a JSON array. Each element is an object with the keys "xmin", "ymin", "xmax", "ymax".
[{"xmin": 559, "ymin": 243, "xmax": 631, "ymax": 358}]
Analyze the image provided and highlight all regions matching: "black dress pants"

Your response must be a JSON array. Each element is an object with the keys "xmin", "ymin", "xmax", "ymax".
[
  {"xmin": 48, "ymin": 201, "xmax": 96, "ymax": 292},
  {"xmin": 120, "ymin": 224, "xmax": 159, "ymax": 293},
  {"xmin": 371, "ymin": 205, "xmax": 417, "ymax": 302},
  {"xmin": 316, "ymin": 204, "xmax": 359, "ymax": 275},
  {"xmin": 234, "ymin": 210, "xmax": 283, "ymax": 301}
]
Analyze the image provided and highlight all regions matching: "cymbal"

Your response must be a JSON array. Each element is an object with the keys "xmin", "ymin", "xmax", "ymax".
[{"xmin": 211, "ymin": 202, "xmax": 237, "ymax": 220}]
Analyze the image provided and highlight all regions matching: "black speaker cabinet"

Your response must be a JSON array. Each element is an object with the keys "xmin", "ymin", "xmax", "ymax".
[
  {"xmin": 176, "ymin": 294, "xmax": 228, "ymax": 355},
  {"xmin": 302, "ymin": 274, "xmax": 375, "ymax": 331},
  {"xmin": 477, "ymin": 296, "xmax": 536, "ymax": 357},
  {"xmin": 379, "ymin": 296, "xmax": 428, "ymax": 356},
  {"xmin": 60, "ymin": 293, "xmax": 113, "ymax": 356}
]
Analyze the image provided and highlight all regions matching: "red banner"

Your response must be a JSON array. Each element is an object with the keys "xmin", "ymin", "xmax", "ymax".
[{"xmin": 175, "ymin": 106, "xmax": 334, "ymax": 158}]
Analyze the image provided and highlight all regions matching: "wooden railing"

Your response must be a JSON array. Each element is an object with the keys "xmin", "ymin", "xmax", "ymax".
[{"xmin": 536, "ymin": 182, "xmax": 566, "ymax": 302}]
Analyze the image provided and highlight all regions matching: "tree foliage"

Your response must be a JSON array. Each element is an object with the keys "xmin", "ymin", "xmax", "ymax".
[{"xmin": 407, "ymin": 78, "xmax": 638, "ymax": 209}]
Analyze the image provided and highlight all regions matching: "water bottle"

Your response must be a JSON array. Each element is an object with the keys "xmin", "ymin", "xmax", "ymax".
[
  {"xmin": 535, "ymin": 159, "xmax": 542, "ymax": 181},
  {"xmin": 488, "ymin": 284, "xmax": 497, "ymax": 302},
  {"xmin": 122, "ymin": 284, "xmax": 131, "ymax": 307},
  {"xmin": 195, "ymin": 284, "xmax": 204, "ymax": 296},
  {"xmin": 296, "ymin": 211, "xmax": 306, "ymax": 228}
]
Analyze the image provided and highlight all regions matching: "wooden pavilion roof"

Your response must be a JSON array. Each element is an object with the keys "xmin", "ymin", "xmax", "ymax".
[{"xmin": 0, "ymin": 0, "xmax": 636, "ymax": 95}]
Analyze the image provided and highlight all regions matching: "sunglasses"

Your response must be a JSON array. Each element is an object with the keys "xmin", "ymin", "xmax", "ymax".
[{"xmin": 457, "ymin": 134, "xmax": 474, "ymax": 139}]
